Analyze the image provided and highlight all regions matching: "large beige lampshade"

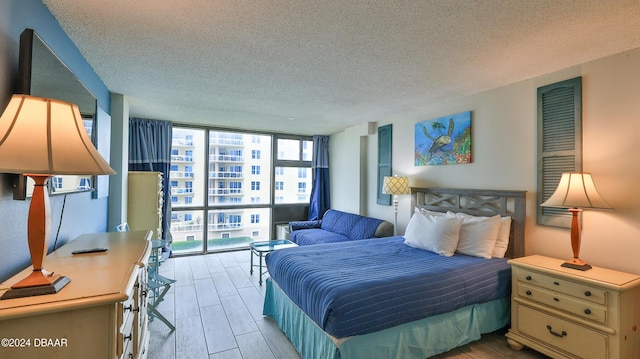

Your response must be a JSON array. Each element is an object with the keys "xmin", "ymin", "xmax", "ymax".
[
  {"xmin": 0, "ymin": 94, "xmax": 115, "ymax": 175},
  {"xmin": 541, "ymin": 172, "xmax": 611, "ymax": 210}
]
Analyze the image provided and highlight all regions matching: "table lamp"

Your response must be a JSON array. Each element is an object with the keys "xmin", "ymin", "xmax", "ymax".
[
  {"xmin": 383, "ymin": 175, "xmax": 410, "ymax": 236},
  {"xmin": 0, "ymin": 95, "xmax": 115, "ymax": 299},
  {"xmin": 540, "ymin": 172, "xmax": 612, "ymax": 271}
]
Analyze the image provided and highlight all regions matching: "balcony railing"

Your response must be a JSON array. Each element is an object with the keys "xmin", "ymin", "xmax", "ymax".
[
  {"xmin": 209, "ymin": 138, "xmax": 244, "ymax": 146},
  {"xmin": 172, "ymin": 139, "xmax": 194, "ymax": 147},
  {"xmin": 171, "ymin": 155, "xmax": 194, "ymax": 162},
  {"xmin": 171, "ymin": 187, "xmax": 194, "ymax": 195},
  {"xmin": 209, "ymin": 154, "xmax": 244, "ymax": 163},
  {"xmin": 170, "ymin": 223, "xmax": 203, "ymax": 233},
  {"xmin": 208, "ymin": 188, "xmax": 243, "ymax": 195},
  {"xmin": 209, "ymin": 172, "xmax": 243, "ymax": 179},
  {"xmin": 171, "ymin": 171, "xmax": 195, "ymax": 179},
  {"xmin": 170, "ymin": 222, "xmax": 243, "ymax": 233}
]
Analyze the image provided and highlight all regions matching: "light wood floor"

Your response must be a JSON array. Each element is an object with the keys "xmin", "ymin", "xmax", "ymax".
[{"xmin": 148, "ymin": 250, "xmax": 550, "ymax": 359}]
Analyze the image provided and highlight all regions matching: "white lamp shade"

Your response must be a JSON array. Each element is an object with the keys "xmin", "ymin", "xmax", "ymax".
[
  {"xmin": 0, "ymin": 95, "xmax": 115, "ymax": 175},
  {"xmin": 541, "ymin": 172, "xmax": 611, "ymax": 209},
  {"xmin": 383, "ymin": 176, "xmax": 410, "ymax": 195}
]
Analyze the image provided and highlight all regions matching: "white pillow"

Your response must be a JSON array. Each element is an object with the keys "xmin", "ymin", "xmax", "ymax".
[
  {"xmin": 419, "ymin": 208, "xmax": 447, "ymax": 217},
  {"xmin": 449, "ymin": 212, "xmax": 502, "ymax": 259},
  {"xmin": 492, "ymin": 216, "xmax": 512, "ymax": 258},
  {"xmin": 404, "ymin": 209, "xmax": 463, "ymax": 256}
]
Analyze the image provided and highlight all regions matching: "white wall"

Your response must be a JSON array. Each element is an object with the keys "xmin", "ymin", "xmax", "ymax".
[
  {"xmin": 330, "ymin": 122, "xmax": 375, "ymax": 215},
  {"xmin": 330, "ymin": 47, "xmax": 640, "ymax": 275}
]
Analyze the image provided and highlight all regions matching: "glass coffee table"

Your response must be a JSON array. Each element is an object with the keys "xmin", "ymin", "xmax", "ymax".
[{"xmin": 250, "ymin": 239, "xmax": 297, "ymax": 285}]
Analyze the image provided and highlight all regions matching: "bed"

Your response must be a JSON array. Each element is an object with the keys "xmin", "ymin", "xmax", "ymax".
[{"xmin": 263, "ymin": 187, "xmax": 526, "ymax": 359}]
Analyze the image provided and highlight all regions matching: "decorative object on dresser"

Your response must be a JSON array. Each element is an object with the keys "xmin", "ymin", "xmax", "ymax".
[
  {"xmin": 0, "ymin": 95, "xmax": 115, "ymax": 300},
  {"xmin": 506, "ymin": 255, "xmax": 640, "ymax": 359},
  {"xmin": 382, "ymin": 175, "xmax": 410, "ymax": 236},
  {"xmin": 0, "ymin": 231, "xmax": 153, "ymax": 359},
  {"xmin": 541, "ymin": 172, "xmax": 612, "ymax": 270},
  {"xmin": 128, "ymin": 171, "xmax": 164, "ymax": 240}
]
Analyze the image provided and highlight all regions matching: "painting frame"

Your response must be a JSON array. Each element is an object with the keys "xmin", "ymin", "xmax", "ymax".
[{"xmin": 414, "ymin": 111, "xmax": 472, "ymax": 166}]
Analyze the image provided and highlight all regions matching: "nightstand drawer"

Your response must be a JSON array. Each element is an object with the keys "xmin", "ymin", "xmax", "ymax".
[
  {"xmin": 516, "ymin": 268, "xmax": 606, "ymax": 305},
  {"xmin": 516, "ymin": 304, "xmax": 607, "ymax": 359},
  {"xmin": 517, "ymin": 283, "xmax": 607, "ymax": 324}
]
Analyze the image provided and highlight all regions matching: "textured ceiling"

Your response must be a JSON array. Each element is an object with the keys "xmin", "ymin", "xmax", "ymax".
[{"xmin": 43, "ymin": 0, "xmax": 640, "ymax": 135}]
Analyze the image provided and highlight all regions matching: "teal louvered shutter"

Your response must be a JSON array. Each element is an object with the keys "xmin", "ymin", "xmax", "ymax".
[
  {"xmin": 377, "ymin": 124, "xmax": 392, "ymax": 205},
  {"xmin": 537, "ymin": 77, "xmax": 582, "ymax": 228}
]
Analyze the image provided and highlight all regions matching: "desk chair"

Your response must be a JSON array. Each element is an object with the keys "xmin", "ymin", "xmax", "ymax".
[
  {"xmin": 115, "ymin": 222, "xmax": 130, "ymax": 232},
  {"xmin": 147, "ymin": 239, "xmax": 176, "ymax": 330},
  {"xmin": 115, "ymin": 223, "xmax": 176, "ymax": 330}
]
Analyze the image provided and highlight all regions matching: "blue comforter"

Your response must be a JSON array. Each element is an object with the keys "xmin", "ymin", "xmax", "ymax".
[{"xmin": 265, "ymin": 236, "xmax": 511, "ymax": 338}]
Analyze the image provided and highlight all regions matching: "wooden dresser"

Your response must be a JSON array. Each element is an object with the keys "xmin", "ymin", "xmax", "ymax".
[
  {"xmin": 506, "ymin": 255, "xmax": 640, "ymax": 359},
  {"xmin": 0, "ymin": 231, "xmax": 152, "ymax": 359}
]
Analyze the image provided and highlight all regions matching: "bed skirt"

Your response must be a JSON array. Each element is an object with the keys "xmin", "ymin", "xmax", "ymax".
[{"xmin": 263, "ymin": 278, "xmax": 510, "ymax": 359}]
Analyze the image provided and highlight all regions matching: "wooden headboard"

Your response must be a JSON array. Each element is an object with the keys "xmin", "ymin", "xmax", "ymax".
[{"xmin": 411, "ymin": 187, "xmax": 526, "ymax": 259}]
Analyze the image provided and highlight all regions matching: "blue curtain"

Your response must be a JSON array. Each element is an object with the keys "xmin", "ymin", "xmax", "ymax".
[
  {"xmin": 308, "ymin": 135, "xmax": 330, "ymax": 220},
  {"xmin": 129, "ymin": 118, "xmax": 172, "ymax": 244}
]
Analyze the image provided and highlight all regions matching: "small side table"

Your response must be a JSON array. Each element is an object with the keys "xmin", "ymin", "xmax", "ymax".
[{"xmin": 250, "ymin": 239, "xmax": 297, "ymax": 285}]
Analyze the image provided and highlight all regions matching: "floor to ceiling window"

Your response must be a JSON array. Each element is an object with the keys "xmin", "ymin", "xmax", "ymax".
[
  {"xmin": 274, "ymin": 137, "xmax": 313, "ymax": 204},
  {"xmin": 169, "ymin": 127, "xmax": 310, "ymax": 255}
]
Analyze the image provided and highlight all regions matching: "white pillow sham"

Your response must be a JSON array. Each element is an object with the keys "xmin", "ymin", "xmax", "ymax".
[
  {"xmin": 404, "ymin": 208, "xmax": 463, "ymax": 256},
  {"xmin": 449, "ymin": 212, "xmax": 501, "ymax": 259},
  {"xmin": 493, "ymin": 216, "xmax": 512, "ymax": 258},
  {"xmin": 451, "ymin": 211, "xmax": 512, "ymax": 258},
  {"xmin": 419, "ymin": 208, "xmax": 447, "ymax": 217}
]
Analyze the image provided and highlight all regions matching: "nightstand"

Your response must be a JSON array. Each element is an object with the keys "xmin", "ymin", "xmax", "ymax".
[{"xmin": 506, "ymin": 255, "xmax": 640, "ymax": 359}]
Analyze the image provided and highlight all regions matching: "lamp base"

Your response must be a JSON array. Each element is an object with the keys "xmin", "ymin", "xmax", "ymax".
[
  {"xmin": 1, "ymin": 274, "xmax": 70, "ymax": 300},
  {"xmin": 561, "ymin": 258, "xmax": 592, "ymax": 271}
]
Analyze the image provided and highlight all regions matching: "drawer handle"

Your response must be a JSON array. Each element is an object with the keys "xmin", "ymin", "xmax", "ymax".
[
  {"xmin": 525, "ymin": 275, "xmax": 532, "ymax": 280},
  {"xmin": 584, "ymin": 308, "xmax": 592, "ymax": 315},
  {"xmin": 547, "ymin": 325, "xmax": 567, "ymax": 338},
  {"xmin": 553, "ymin": 281, "xmax": 560, "ymax": 286},
  {"xmin": 124, "ymin": 305, "xmax": 133, "ymax": 312},
  {"xmin": 123, "ymin": 333, "xmax": 132, "ymax": 341},
  {"xmin": 553, "ymin": 297, "xmax": 560, "ymax": 302},
  {"xmin": 525, "ymin": 290, "xmax": 532, "ymax": 296},
  {"xmin": 584, "ymin": 291, "xmax": 592, "ymax": 297}
]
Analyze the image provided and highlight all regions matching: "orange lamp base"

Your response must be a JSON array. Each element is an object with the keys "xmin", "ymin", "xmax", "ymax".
[
  {"xmin": 1, "ymin": 272, "xmax": 70, "ymax": 300},
  {"xmin": 561, "ymin": 208, "xmax": 592, "ymax": 271},
  {"xmin": 0, "ymin": 174, "xmax": 71, "ymax": 300},
  {"xmin": 561, "ymin": 257, "xmax": 592, "ymax": 271}
]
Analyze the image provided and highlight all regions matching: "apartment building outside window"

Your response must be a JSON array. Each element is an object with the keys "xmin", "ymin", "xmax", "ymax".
[{"xmin": 169, "ymin": 127, "xmax": 311, "ymax": 254}]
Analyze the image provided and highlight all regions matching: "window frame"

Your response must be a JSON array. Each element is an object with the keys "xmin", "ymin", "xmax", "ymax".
[{"xmin": 169, "ymin": 125, "xmax": 312, "ymax": 255}]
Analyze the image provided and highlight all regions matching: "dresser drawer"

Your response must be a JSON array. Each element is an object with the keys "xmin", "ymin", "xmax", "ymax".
[
  {"xmin": 117, "ymin": 291, "xmax": 137, "ymax": 356},
  {"xmin": 118, "ymin": 305, "xmax": 136, "ymax": 358},
  {"xmin": 517, "ymin": 283, "xmax": 607, "ymax": 324},
  {"xmin": 516, "ymin": 304, "xmax": 607, "ymax": 359},
  {"xmin": 121, "ymin": 335, "xmax": 134, "ymax": 359},
  {"xmin": 516, "ymin": 268, "xmax": 606, "ymax": 305}
]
